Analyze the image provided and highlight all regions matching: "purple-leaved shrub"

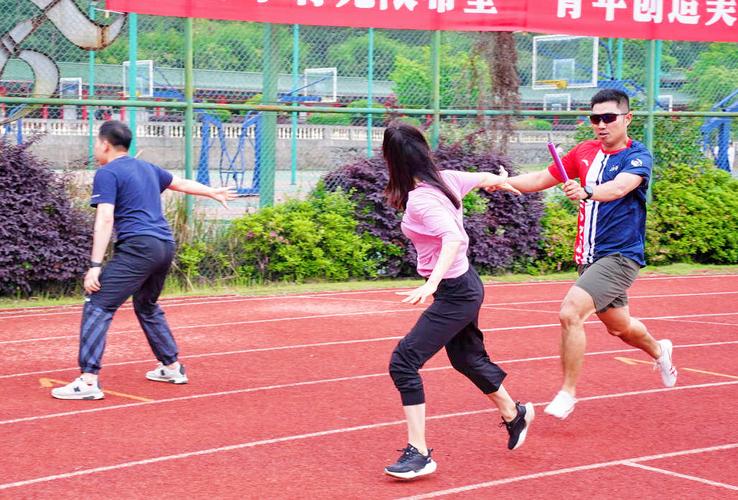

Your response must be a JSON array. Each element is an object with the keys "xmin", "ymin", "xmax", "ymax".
[
  {"xmin": 323, "ymin": 142, "xmax": 545, "ymax": 277},
  {"xmin": 0, "ymin": 137, "xmax": 91, "ymax": 295}
]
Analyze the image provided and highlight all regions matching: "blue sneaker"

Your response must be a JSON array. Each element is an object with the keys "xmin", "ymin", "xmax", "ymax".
[
  {"xmin": 384, "ymin": 444, "xmax": 437, "ymax": 479},
  {"xmin": 501, "ymin": 401, "xmax": 535, "ymax": 450}
]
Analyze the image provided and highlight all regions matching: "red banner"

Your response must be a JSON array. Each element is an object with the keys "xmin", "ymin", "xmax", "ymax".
[{"xmin": 106, "ymin": 0, "xmax": 738, "ymax": 42}]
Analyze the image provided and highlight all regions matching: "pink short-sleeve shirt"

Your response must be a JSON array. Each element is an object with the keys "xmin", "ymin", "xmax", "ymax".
[{"xmin": 401, "ymin": 170, "xmax": 486, "ymax": 278}]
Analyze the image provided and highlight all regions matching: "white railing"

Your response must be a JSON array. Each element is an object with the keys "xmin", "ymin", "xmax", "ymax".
[{"xmin": 5, "ymin": 119, "xmax": 573, "ymax": 144}]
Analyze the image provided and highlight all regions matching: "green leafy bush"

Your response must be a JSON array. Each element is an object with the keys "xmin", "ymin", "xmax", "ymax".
[
  {"xmin": 306, "ymin": 112, "xmax": 352, "ymax": 126},
  {"xmin": 647, "ymin": 162, "xmax": 738, "ymax": 264},
  {"xmin": 347, "ymin": 99, "xmax": 386, "ymax": 126},
  {"xmin": 462, "ymin": 190, "xmax": 489, "ymax": 217},
  {"xmin": 517, "ymin": 118, "xmax": 553, "ymax": 131},
  {"xmin": 227, "ymin": 188, "xmax": 393, "ymax": 282},
  {"xmin": 532, "ymin": 194, "xmax": 578, "ymax": 274},
  {"xmin": 210, "ymin": 108, "xmax": 232, "ymax": 123}
]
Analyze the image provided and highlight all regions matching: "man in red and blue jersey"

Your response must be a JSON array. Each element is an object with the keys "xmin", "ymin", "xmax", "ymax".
[{"xmin": 504, "ymin": 89, "xmax": 677, "ymax": 419}]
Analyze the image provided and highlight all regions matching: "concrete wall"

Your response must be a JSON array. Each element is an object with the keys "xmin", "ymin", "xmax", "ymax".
[{"xmin": 11, "ymin": 120, "xmax": 576, "ymax": 172}]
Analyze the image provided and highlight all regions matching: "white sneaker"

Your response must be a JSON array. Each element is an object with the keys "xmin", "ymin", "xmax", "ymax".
[
  {"xmin": 544, "ymin": 390, "xmax": 576, "ymax": 419},
  {"xmin": 655, "ymin": 339, "xmax": 678, "ymax": 387},
  {"xmin": 51, "ymin": 377, "xmax": 104, "ymax": 400},
  {"xmin": 146, "ymin": 363, "xmax": 188, "ymax": 384}
]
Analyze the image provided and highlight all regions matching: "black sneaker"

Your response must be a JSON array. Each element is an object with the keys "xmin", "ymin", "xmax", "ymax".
[
  {"xmin": 500, "ymin": 402, "xmax": 535, "ymax": 450},
  {"xmin": 384, "ymin": 444, "xmax": 437, "ymax": 479}
]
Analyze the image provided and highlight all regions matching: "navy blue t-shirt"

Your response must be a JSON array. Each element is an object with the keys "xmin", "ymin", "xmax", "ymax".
[
  {"xmin": 90, "ymin": 156, "xmax": 174, "ymax": 242},
  {"xmin": 549, "ymin": 139, "xmax": 652, "ymax": 266}
]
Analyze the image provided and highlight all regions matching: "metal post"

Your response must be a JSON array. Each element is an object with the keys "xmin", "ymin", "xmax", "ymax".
[
  {"xmin": 184, "ymin": 18, "xmax": 194, "ymax": 219},
  {"xmin": 260, "ymin": 23, "xmax": 278, "ymax": 207},
  {"xmin": 367, "ymin": 28, "xmax": 374, "ymax": 157},
  {"xmin": 644, "ymin": 39, "xmax": 657, "ymax": 202},
  {"xmin": 87, "ymin": 0, "xmax": 97, "ymax": 169},
  {"xmin": 290, "ymin": 24, "xmax": 299, "ymax": 185},
  {"xmin": 127, "ymin": 13, "xmax": 138, "ymax": 156},
  {"xmin": 654, "ymin": 40, "xmax": 662, "ymax": 107},
  {"xmin": 616, "ymin": 38, "xmax": 624, "ymax": 81},
  {"xmin": 430, "ymin": 30, "xmax": 441, "ymax": 149}
]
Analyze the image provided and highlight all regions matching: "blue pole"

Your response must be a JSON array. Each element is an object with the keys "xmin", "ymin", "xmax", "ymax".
[
  {"xmin": 367, "ymin": 28, "xmax": 374, "ymax": 157},
  {"xmin": 290, "ymin": 24, "xmax": 299, "ymax": 185},
  {"xmin": 127, "ymin": 13, "xmax": 138, "ymax": 156},
  {"xmin": 87, "ymin": 0, "xmax": 97, "ymax": 168}
]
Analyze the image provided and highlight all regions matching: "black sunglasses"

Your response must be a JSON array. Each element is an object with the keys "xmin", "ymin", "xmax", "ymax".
[{"xmin": 589, "ymin": 112, "xmax": 629, "ymax": 125}]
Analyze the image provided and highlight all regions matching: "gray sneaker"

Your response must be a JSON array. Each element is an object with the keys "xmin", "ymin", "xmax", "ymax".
[
  {"xmin": 51, "ymin": 377, "xmax": 104, "ymax": 400},
  {"xmin": 146, "ymin": 363, "xmax": 188, "ymax": 384}
]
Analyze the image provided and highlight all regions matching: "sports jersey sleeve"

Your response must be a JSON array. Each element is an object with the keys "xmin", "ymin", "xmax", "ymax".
[
  {"xmin": 622, "ymin": 149, "xmax": 652, "ymax": 185},
  {"xmin": 90, "ymin": 168, "xmax": 117, "ymax": 207},
  {"xmin": 155, "ymin": 165, "xmax": 174, "ymax": 192},
  {"xmin": 408, "ymin": 196, "xmax": 465, "ymax": 243},
  {"xmin": 547, "ymin": 143, "xmax": 580, "ymax": 182},
  {"xmin": 442, "ymin": 170, "xmax": 487, "ymax": 198}
]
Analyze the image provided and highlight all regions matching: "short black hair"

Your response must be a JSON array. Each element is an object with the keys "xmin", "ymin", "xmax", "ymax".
[
  {"xmin": 591, "ymin": 89, "xmax": 630, "ymax": 112},
  {"xmin": 98, "ymin": 120, "xmax": 132, "ymax": 150}
]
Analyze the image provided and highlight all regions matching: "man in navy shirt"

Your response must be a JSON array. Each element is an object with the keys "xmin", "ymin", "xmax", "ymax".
[
  {"xmin": 502, "ymin": 89, "xmax": 678, "ymax": 419},
  {"xmin": 52, "ymin": 121, "xmax": 235, "ymax": 400}
]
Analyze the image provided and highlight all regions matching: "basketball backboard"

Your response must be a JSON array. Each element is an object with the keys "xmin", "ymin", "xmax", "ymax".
[
  {"xmin": 532, "ymin": 35, "xmax": 598, "ymax": 90},
  {"xmin": 304, "ymin": 67, "xmax": 337, "ymax": 103},
  {"xmin": 122, "ymin": 60, "xmax": 154, "ymax": 98}
]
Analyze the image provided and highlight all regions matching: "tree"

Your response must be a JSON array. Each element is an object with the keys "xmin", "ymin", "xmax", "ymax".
[
  {"xmin": 683, "ymin": 43, "xmax": 738, "ymax": 109},
  {"xmin": 390, "ymin": 46, "xmax": 479, "ymax": 109},
  {"xmin": 471, "ymin": 32, "xmax": 520, "ymax": 155},
  {"xmin": 327, "ymin": 32, "xmax": 413, "ymax": 79}
]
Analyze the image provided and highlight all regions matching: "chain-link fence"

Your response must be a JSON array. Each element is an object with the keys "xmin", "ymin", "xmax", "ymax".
[
  {"xmin": 2, "ymin": 1, "xmax": 737, "ymax": 214},
  {"xmin": 2, "ymin": 0, "xmax": 738, "ymax": 288}
]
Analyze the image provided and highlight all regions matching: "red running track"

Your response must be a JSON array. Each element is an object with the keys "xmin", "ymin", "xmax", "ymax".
[{"xmin": 0, "ymin": 274, "xmax": 737, "ymax": 499}]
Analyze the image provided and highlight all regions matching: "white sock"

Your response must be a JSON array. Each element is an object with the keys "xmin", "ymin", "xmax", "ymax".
[{"xmin": 80, "ymin": 373, "xmax": 98, "ymax": 385}]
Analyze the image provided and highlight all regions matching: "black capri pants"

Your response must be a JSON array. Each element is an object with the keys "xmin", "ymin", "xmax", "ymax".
[{"xmin": 389, "ymin": 266, "xmax": 506, "ymax": 406}]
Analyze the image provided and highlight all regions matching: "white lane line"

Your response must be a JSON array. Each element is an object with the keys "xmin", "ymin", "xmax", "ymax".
[
  {"xmin": 2, "ymin": 318, "xmax": 737, "ymax": 381},
  {"xmin": 398, "ymin": 443, "xmax": 738, "ymax": 499},
  {"xmin": 0, "ymin": 307, "xmax": 419, "ymax": 346},
  {"xmin": 0, "ymin": 335, "xmax": 405, "ymax": 379},
  {"xmin": 2, "ymin": 343, "xmax": 737, "ymax": 425},
  {"xmin": 1, "ymin": 387, "xmax": 737, "ymax": 491},
  {"xmin": 486, "ymin": 306, "xmax": 559, "ymax": 314},
  {"xmin": 2, "ymin": 298, "xmax": 737, "ymax": 347},
  {"xmin": 2, "ymin": 276, "xmax": 736, "ymax": 320},
  {"xmin": 480, "ymin": 291, "xmax": 738, "ymax": 309},
  {"xmin": 622, "ymin": 462, "xmax": 738, "ymax": 491},
  {"xmin": 656, "ymin": 318, "xmax": 738, "ymax": 328}
]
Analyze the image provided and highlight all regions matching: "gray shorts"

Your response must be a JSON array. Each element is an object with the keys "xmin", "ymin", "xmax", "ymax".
[{"xmin": 576, "ymin": 253, "xmax": 641, "ymax": 313}]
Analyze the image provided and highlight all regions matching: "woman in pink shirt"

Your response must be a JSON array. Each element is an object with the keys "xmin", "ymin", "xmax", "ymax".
[{"xmin": 382, "ymin": 123, "xmax": 535, "ymax": 480}]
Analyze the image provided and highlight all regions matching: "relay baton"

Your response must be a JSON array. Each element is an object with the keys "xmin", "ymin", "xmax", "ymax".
[{"xmin": 547, "ymin": 142, "xmax": 569, "ymax": 182}]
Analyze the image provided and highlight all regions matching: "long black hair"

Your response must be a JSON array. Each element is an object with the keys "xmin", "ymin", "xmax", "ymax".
[{"xmin": 382, "ymin": 122, "xmax": 459, "ymax": 211}]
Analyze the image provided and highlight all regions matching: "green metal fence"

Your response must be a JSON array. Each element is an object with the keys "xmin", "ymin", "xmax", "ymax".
[{"xmin": 2, "ymin": 0, "xmax": 738, "ymax": 217}]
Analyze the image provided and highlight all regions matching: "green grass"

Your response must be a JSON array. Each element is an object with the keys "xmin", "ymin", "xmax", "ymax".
[{"xmin": 1, "ymin": 263, "xmax": 736, "ymax": 310}]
